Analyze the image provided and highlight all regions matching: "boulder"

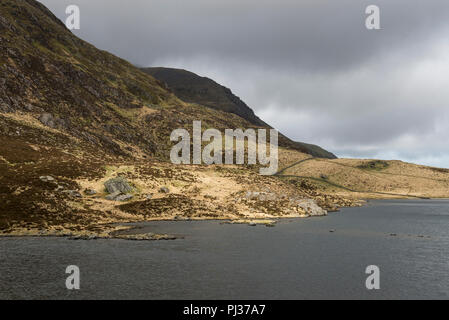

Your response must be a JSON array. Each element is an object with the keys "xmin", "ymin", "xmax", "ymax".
[
  {"xmin": 63, "ymin": 190, "xmax": 82, "ymax": 198},
  {"xmin": 115, "ymin": 194, "xmax": 133, "ymax": 202},
  {"xmin": 105, "ymin": 191, "xmax": 121, "ymax": 201},
  {"xmin": 39, "ymin": 176, "xmax": 55, "ymax": 182},
  {"xmin": 84, "ymin": 188, "xmax": 97, "ymax": 195},
  {"xmin": 104, "ymin": 177, "xmax": 133, "ymax": 194},
  {"xmin": 296, "ymin": 199, "xmax": 327, "ymax": 216},
  {"xmin": 38, "ymin": 113, "xmax": 56, "ymax": 128},
  {"xmin": 159, "ymin": 187, "xmax": 170, "ymax": 194}
]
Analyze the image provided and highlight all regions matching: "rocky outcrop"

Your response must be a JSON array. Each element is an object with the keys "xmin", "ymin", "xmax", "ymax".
[
  {"xmin": 104, "ymin": 177, "xmax": 133, "ymax": 194},
  {"xmin": 38, "ymin": 113, "xmax": 66, "ymax": 129},
  {"xmin": 241, "ymin": 190, "xmax": 327, "ymax": 217},
  {"xmin": 38, "ymin": 113, "xmax": 55, "ymax": 128},
  {"xmin": 295, "ymin": 199, "xmax": 327, "ymax": 216},
  {"xmin": 39, "ymin": 175, "xmax": 55, "ymax": 182},
  {"xmin": 104, "ymin": 177, "xmax": 134, "ymax": 201}
]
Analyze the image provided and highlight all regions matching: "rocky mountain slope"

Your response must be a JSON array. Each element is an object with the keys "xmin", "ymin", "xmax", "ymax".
[
  {"xmin": 0, "ymin": 0, "xmax": 272, "ymax": 160},
  {"xmin": 143, "ymin": 67, "xmax": 337, "ymax": 159},
  {"xmin": 0, "ymin": 0, "xmax": 350, "ymax": 237},
  {"xmin": 1, "ymin": 0, "xmax": 448, "ymax": 239}
]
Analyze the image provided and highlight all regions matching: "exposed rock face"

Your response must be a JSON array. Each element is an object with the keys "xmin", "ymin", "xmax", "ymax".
[
  {"xmin": 103, "ymin": 177, "xmax": 134, "ymax": 201},
  {"xmin": 104, "ymin": 177, "xmax": 133, "ymax": 194},
  {"xmin": 295, "ymin": 199, "xmax": 327, "ymax": 216},
  {"xmin": 241, "ymin": 190, "xmax": 327, "ymax": 217},
  {"xmin": 38, "ymin": 113, "xmax": 55, "ymax": 128}
]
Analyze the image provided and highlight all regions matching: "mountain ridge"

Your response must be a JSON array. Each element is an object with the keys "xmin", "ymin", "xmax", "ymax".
[{"xmin": 143, "ymin": 67, "xmax": 337, "ymax": 159}]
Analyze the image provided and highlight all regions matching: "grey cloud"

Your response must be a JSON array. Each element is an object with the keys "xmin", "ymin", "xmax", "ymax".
[{"xmin": 41, "ymin": 0, "xmax": 449, "ymax": 71}]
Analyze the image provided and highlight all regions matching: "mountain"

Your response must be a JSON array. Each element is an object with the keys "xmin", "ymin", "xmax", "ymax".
[
  {"xmin": 1, "ymin": 0, "xmax": 448, "ymax": 239},
  {"xmin": 0, "ymin": 0, "xmax": 333, "ymax": 160},
  {"xmin": 143, "ymin": 67, "xmax": 337, "ymax": 159},
  {"xmin": 0, "ymin": 0, "xmax": 350, "ymax": 237}
]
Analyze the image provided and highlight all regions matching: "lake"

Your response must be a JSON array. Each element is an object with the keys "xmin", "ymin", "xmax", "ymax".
[{"xmin": 1, "ymin": 199, "xmax": 449, "ymax": 299}]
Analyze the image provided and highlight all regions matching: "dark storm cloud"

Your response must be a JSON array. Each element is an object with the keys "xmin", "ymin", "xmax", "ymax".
[
  {"xmin": 41, "ymin": 0, "xmax": 449, "ymax": 71},
  {"xmin": 40, "ymin": 0, "xmax": 449, "ymax": 167}
]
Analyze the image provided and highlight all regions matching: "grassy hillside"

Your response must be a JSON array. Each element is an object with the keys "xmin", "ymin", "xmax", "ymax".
[{"xmin": 276, "ymin": 153, "xmax": 449, "ymax": 199}]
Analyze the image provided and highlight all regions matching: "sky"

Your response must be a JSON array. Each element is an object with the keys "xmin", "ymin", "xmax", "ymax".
[{"xmin": 40, "ymin": 0, "xmax": 449, "ymax": 168}]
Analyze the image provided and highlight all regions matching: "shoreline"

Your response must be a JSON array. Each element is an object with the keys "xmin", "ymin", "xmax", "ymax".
[{"xmin": 1, "ymin": 197, "xmax": 447, "ymax": 241}]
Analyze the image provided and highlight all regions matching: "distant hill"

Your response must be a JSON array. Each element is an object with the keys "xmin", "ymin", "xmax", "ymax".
[
  {"xmin": 276, "ymin": 156, "xmax": 449, "ymax": 200},
  {"xmin": 143, "ymin": 67, "xmax": 337, "ymax": 159}
]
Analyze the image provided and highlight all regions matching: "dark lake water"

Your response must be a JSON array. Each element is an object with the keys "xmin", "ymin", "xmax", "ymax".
[{"xmin": 1, "ymin": 199, "xmax": 449, "ymax": 300}]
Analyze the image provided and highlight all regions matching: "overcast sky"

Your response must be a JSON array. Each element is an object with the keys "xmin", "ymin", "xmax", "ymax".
[{"xmin": 41, "ymin": 0, "xmax": 449, "ymax": 167}]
